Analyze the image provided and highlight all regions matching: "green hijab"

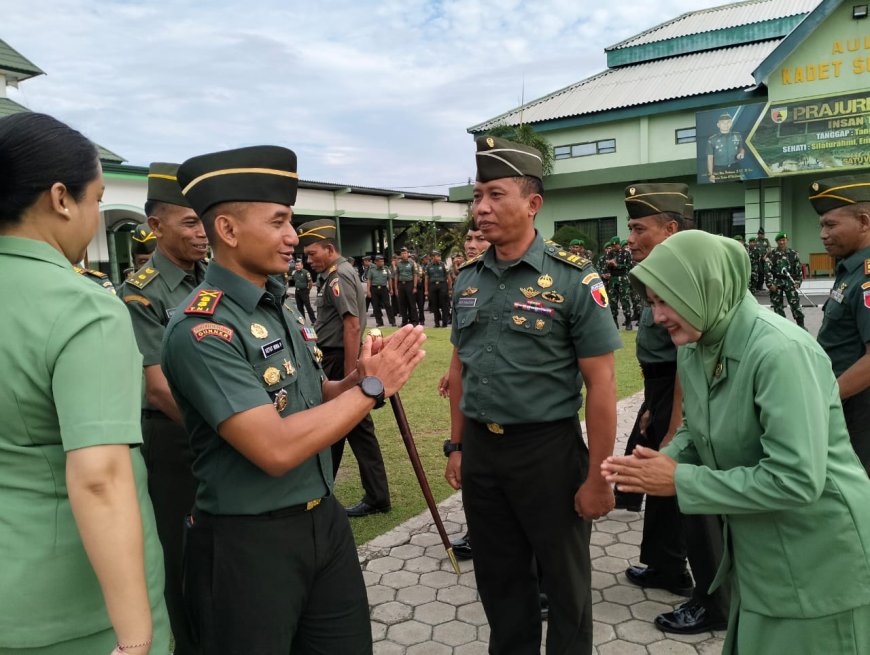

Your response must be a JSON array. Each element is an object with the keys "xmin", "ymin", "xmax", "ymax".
[{"xmin": 629, "ymin": 231, "xmax": 751, "ymax": 382}]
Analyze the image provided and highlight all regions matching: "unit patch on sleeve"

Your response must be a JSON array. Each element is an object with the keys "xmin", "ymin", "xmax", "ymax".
[
  {"xmin": 191, "ymin": 322, "xmax": 234, "ymax": 343},
  {"xmin": 590, "ymin": 280, "xmax": 609, "ymax": 308},
  {"xmin": 184, "ymin": 290, "xmax": 223, "ymax": 315}
]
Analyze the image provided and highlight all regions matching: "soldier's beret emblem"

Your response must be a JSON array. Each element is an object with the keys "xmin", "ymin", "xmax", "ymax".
[
  {"xmin": 486, "ymin": 137, "xmax": 494, "ymax": 148},
  {"xmin": 812, "ymin": 182, "xmax": 819, "ymax": 191},
  {"xmin": 629, "ymin": 187, "xmax": 636, "ymax": 195}
]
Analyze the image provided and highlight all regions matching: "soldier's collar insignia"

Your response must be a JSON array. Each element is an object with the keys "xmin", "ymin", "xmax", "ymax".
[
  {"xmin": 461, "ymin": 287, "xmax": 478, "ymax": 297},
  {"xmin": 541, "ymin": 290, "xmax": 564, "ymax": 304},
  {"xmin": 251, "ymin": 323, "xmax": 269, "ymax": 339},
  {"xmin": 537, "ymin": 274, "xmax": 553, "ymax": 289},
  {"xmin": 184, "ymin": 289, "xmax": 223, "ymax": 315},
  {"xmin": 519, "ymin": 286, "xmax": 540, "ymax": 299}
]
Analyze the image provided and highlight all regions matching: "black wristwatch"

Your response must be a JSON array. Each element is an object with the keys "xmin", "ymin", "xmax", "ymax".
[
  {"xmin": 358, "ymin": 376, "xmax": 386, "ymax": 409},
  {"xmin": 443, "ymin": 440, "xmax": 462, "ymax": 457}
]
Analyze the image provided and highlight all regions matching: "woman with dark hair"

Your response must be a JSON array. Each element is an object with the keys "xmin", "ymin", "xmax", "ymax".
[
  {"xmin": 601, "ymin": 231, "xmax": 870, "ymax": 654},
  {"xmin": 0, "ymin": 113, "xmax": 168, "ymax": 655}
]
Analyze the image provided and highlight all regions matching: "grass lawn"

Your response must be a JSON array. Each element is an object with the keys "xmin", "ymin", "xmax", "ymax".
[{"xmin": 335, "ymin": 327, "xmax": 643, "ymax": 545}]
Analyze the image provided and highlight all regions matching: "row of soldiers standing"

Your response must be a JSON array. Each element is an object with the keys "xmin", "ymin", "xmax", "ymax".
[{"xmin": 736, "ymin": 229, "xmax": 806, "ymax": 328}]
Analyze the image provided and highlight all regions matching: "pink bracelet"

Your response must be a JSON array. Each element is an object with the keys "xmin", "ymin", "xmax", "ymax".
[{"xmin": 117, "ymin": 638, "xmax": 152, "ymax": 651}]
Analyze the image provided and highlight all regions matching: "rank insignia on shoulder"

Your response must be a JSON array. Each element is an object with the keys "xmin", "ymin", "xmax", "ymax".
[
  {"xmin": 461, "ymin": 287, "xmax": 478, "ymax": 297},
  {"xmin": 543, "ymin": 241, "xmax": 591, "ymax": 270},
  {"xmin": 123, "ymin": 294, "xmax": 151, "ymax": 306},
  {"xmin": 126, "ymin": 266, "xmax": 160, "ymax": 290},
  {"xmin": 537, "ymin": 274, "xmax": 553, "ymax": 289},
  {"xmin": 191, "ymin": 322, "xmax": 234, "ymax": 343},
  {"xmin": 185, "ymin": 290, "xmax": 223, "ymax": 315},
  {"xmin": 519, "ymin": 287, "xmax": 539, "ymax": 299}
]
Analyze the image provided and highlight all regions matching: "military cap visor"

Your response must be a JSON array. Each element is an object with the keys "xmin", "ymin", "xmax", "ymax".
[
  {"xmin": 624, "ymin": 183, "xmax": 690, "ymax": 219},
  {"xmin": 475, "ymin": 135, "xmax": 543, "ymax": 183},
  {"xmin": 147, "ymin": 162, "xmax": 191, "ymax": 208},
  {"xmin": 375, "ymin": 254, "xmax": 385, "ymax": 260},
  {"xmin": 809, "ymin": 175, "xmax": 870, "ymax": 214},
  {"xmin": 177, "ymin": 145, "xmax": 298, "ymax": 216},
  {"xmin": 296, "ymin": 219, "xmax": 336, "ymax": 248}
]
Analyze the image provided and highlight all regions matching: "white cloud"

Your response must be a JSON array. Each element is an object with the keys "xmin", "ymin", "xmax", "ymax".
[{"xmin": 5, "ymin": 0, "xmax": 729, "ymax": 191}]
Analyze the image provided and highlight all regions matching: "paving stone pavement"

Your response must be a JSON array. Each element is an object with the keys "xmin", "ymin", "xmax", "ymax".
[{"xmin": 357, "ymin": 389, "xmax": 727, "ymax": 654}]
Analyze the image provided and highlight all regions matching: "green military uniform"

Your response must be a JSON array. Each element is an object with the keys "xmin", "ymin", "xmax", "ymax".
[
  {"xmin": 367, "ymin": 257, "xmax": 395, "ymax": 327},
  {"xmin": 395, "ymin": 253, "xmax": 418, "ymax": 325},
  {"xmin": 119, "ymin": 162, "xmax": 205, "ymax": 655},
  {"xmin": 764, "ymin": 232, "xmax": 805, "ymax": 328},
  {"xmin": 624, "ymin": 242, "xmax": 642, "ymax": 322},
  {"xmin": 73, "ymin": 265, "xmax": 116, "ymax": 294},
  {"xmin": 453, "ymin": 136, "xmax": 622, "ymax": 655},
  {"xmin": 606, "ymin": 237, "xmax": 633, "ymax": 329},
  {"xmin": 811, "ymin": 175, "xmax": 870, "ymax": 473},
  {"xmin": 291, "ymin": 266, "xmax": 316, "ymax": 322},
  {"xmin": 747, "ymin": 238, "xmax": 761, "ymax": 291},
  {"xmin": 414, "ymin": 257, "xmax": 427, "ymax": 321},
  {"xmin": 706, "ymin": 113, "xmax": 744, "ymax": 182},
  {"xmin": 0, "ymin": 236, "xmax": 169, "ymax": 654},
  {"xmin": 425, "ymin": 252, "xmax": 451, "ymax": 327},
  {"xmin": 162, "ymin": 146, "xmax": 370, "ymax": 654}
]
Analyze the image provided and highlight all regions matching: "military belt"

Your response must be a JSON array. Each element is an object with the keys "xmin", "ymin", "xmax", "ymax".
[
  {"xmin": 192, "ymin": 497, "xmax": 325, "ymax": 522},
  {"xmin": 467, "ymin": 416, "xmax": 577, "ymax": 438}
]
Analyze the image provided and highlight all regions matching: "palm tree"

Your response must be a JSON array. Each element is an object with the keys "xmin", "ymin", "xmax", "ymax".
[{"xmin": 485, "ymin": 123, "xmax": 554, "ymax": 177}]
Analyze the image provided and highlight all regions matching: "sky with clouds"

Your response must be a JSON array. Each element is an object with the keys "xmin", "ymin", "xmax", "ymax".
[{"xmin": 5, "ymin": 0, "xmax": 727, "ymax": 193}]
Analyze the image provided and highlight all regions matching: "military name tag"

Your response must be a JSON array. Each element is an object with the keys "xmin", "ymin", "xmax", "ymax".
[
  {"xmin": 457, "ymin": 297, "xmax": 477, "ymax": 307},
  {"xmin": 261, "ymin": 338, "xmax": 285, "ymax": 358}
]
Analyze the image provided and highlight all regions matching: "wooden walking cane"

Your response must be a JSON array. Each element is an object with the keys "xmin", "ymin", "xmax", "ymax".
[{"xmin": 369, "ymin": 329, "xmax": 461, "ymax": 574}]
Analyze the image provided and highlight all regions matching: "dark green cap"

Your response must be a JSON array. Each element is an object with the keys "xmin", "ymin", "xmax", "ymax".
[
  {"xmin": 748, "ymin": 237, "xmax": 757, "ymax": 243},
  {"xmin": 569, "ymin": 239, "xmax": 584, "ymax": 246},
  {"xmin": 719, "ymin": 113, "xmax": 732, "ymax": 121},
  {"xmin": 733, "ymin": 234, "xmax": 744, "ymax": 242},
  {"xmin": 375, "ymin": 253, "xmax": 385, "ymax": 261},
  {"xmin": 776, "ymin": 232, "xmax": 788, "ymax": 240},
  {"xmin": 147, "ymin": 162, "xmax": 190, "ymax": 208},
  {"xmin": 178, "ymin": 145, "xmax": 298, "ymax": 216},
  {"xmin": 475, "ymin": 136, "xmax": 543, "ymax": 182},
  {"xmin": 131, "ymin": 224, "xmax": 156, "ymax": 255},
  {"xmin": 809, "ymin": 174, "xmax": 870, "ymax": 214},
  {"xmin": 296, "ymin": 219, "xmax": 336, "ymax": 247},
  {"xmin": 625, "ymin": 183, "xmax": 690, "ymax": 219}
]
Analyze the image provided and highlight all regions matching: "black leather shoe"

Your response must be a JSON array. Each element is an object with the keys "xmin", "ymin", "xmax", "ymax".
[
  {"xmin": 655, "ymin": 602, "xmax": 727, "ymax": 634},
  {"xmin": 345, "ymin": 501, "xmax": 391, "ymax": 517},
  {"xmin": 614, "ymin": 492, "xmax": 642, "ymax": 512},
  {"xmin": 539, "ymin": 593, "xmax": 549, "ymax": 621},
  {"xmin": 625, "ymin": 565, "xmax": 693, "ymax": 596},
  {"xmin": 451, "ymin": 534, "xmax": 473, "ymax": 560}
]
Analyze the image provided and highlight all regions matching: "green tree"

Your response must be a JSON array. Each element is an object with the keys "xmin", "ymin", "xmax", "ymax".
[{"xmin": 485, "ymin": 123, "xmax": 554, "ymax": 177}]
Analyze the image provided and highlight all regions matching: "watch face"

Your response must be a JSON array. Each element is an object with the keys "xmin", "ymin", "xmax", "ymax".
[{"xmin": 361, "ymin": 376, "xmax": 384, "ymax": 398}]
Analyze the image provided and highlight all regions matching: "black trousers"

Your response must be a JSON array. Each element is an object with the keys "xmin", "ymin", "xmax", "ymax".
[
  {"xmin": 295, "ymin": 288, "xmax": 316, "ymax": 323},
  {"xmin": 685, "ymin": 514, "xmax": 730, "ymax": 621},
  {"xmin": 843, "ymin": 386, "xmax": 870, "ymax": 475},
  {"xmin": 415, "ymin": 283, "xmax": 426, "ymax": 322},
  {"xmin": 428, "ymin": 281, "xmax": 449, "ymax": 326},
  {"xmin": 620, "ymin": 368, "xmax": 687, "ymax": 575},
  {"xmin": 321, "ymin": 348, "xmax": 390, "ymax": 507},
  {"xmin": 370, "ymin": 285, "xmax": 395, "ymax": 327},
  {"xmin": 462, "ymin": 417, "xmax": 592, "ymax": 655},
  {"xmin": 141, "ymin": 411, "xmax": 199, "ymax": 655},
  {"xmin": 397, "ymin": 280, "xmax": 418, "ymax": 325},
  {"xmin": 183, "ymin": 495, "xmax": 371, "ymax": 655}
]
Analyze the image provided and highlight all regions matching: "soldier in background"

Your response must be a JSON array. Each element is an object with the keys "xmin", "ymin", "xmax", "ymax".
[
  {"xmin": 368, "ymin": 254, "xmax": 396, "ymax": 328},
  {"xmin": 291, "ymin": 259, "xmax": 316, "ymax": 322},
  {"xmin": 747, "ymin": 237, "xmax": 761, "ymax": 291},
  {"xmin": 131, "ymin": 223, "xmax": 157, "ymax": 270},
  {"xmin": 395, "ymin": 247, "xmax": 419, "ymax": 326},
  {"xmin": 425, "ymin": 249, "xmax": 451, "ymax": 328},
  {"xmin": 607, "ymin": 237, "xmax": 634, "ymax": 330},
  {"xmin": 765, "ymin": 232, "xmax": 805, "ymax": 329},
  {"xmin": 415, "ymin": 253, "xmax": 428, "ymax": 324}
]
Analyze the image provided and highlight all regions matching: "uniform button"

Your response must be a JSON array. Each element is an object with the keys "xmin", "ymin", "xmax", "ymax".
[
  {"xmin": 482, "ymin": 377, "xmax": 489, "ymax": 384},
  {"xmin": 492, "ymin": 313, "xmax": 499, "ymax": 320},
  {"xmin": 479, "ymin": 410, "xmax": 487, "ymax": 416},
  {"xmin": 498, "ymin": 284, "xmax": 505, "ymax": 290},
  {"xmin": 485, "ymin": 345, "xmax": 493, "ymax": 352},
  {"xmin": 524, "ymin": 323, "xmax": 530, "ymax": 329}
]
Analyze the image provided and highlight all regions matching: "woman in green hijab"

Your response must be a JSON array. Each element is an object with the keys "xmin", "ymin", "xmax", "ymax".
[{"xmin": 601, "ymin": 231, "xmax": 870, "ymax": 654}]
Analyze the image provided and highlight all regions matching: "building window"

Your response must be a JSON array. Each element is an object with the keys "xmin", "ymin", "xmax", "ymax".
[
  {"xmin": 694, "ymin": 207, "xmax": 744, "ymax": 236},
  {"xmin": 554, "ymin": 217, "xmax": 617, "ymax": 252},
  {"xmin": 554, "ymin": 139, "xmax": 617, "ymax": 159},
  {"xmin": 675, "ymin": 127, "xmax": 696, "ymax": 144}
]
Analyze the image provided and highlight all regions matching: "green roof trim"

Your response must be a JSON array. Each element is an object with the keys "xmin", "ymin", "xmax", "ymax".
[
  {"xmin": 0, "ymin": 96, "xmax": 29, "ymax": 118},
  {"xmin": 96, "ymin": 144, "xmax": 125, "ymax": 164},
  {"xmin": 0, "ymin": 38, "xmax": 44, "ymax": 80},
  {"xmin": 753, "ymin": 0, "xmax": 843, "ymax": 85},
  {"xmin": 607, "ymin": 16, "xmax": 806, "ymax": 67}
]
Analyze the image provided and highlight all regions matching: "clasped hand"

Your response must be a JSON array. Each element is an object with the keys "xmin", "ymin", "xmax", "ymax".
[
  {"xmin": 600, "ymin": 446, "xmax": 677, "ymax": 497},
  {"xmin": 357, "ymin": 325, "xmax": 426, "ymax": 397}
]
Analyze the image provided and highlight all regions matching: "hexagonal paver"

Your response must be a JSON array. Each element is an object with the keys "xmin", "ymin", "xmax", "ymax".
[
  {"xmin": 591, "ymin": 570, "xmax": 617, "ymax": 590},
  {"xmin": 604, "ymin": 542, "xmax": 640, "ymax": 560},
  {"xmin": 404, "ymin": 555, "xmax": 440, "ymax": 573},
  {"xmin": 617, "ymin": 529, "xmax": 643, "ymax": 545},
  {"xmin": 610, "ymin": 509, "xmax": 641, "ymax": 521},
  {"xmin": 396, "ymin": 585, "xmax": 437, "ymax": 606},
  {"xmin": 370, "ymin": 600, "xmax": 412, "ymax": 625},
  {"xmin": 415, "ymin": 600, "xmax": 456, "ymax": 625},
  {"xmin": 410, "ymin": 531, "xmax": 442, "ymax": 547},
  {"xmin": 454, "ymin": 641, "xmax": 490, "ymax": 655},
  {"xmin": 370, "ymin": 620, "xmax": 387, "ymax": 641},
  {"xmin": 436, "ymin": 584, "xmax": 478, "ymax": 606},
  {"xmin": 380, "ymin": 570, "xmax": 420, "ymax": 589},
  {"xmin": 386, "ymin": 619, "xmax": 432, "ymax": 646},
  {"xmin": 594, "ymin": 600, "xmax": 632, "ymax": 624},
  {"xmin": 602, "ymin": 584, "xmax": 646, "ymax": 605},
  {"xmin": 457, "ymin": 601, "xmax": 488, "ymax": 626},
  {"xmin": 596, "ymin": 519, "xmax": 629, "ymax": 534},
  {"xmin": 362, "ymin": 569, "xmax": 381, "ymax": 586},
  {"xmin": 457, "ymin": 571, "xmax": 477, "ymax": 588},
  {"xmin": 696, "ymin": 637, "xmax": 728, "ymax": 654},
  {"xmin": 616, "ymin": 618, "xmax": 666, "ymax": 645},
  {"xmin": 419, "ymin": 570, "xmax": 460, "ymax": 589},
  {"xmin": 630, "ymin": 599, "xmax": 673, "ymax": 622},
  {"xmin": 477, "ymin": 623, "xmax": 490, "ymax": 643},
  {"xmin": 390, "ymin": 543, "xmax": 424, "ymax": 559},
  {"xmin": 593, "ymin": 619, "xmax": 616, "ymax": 645},
  {"xmin": 668, "ymin": 629, "xmax": 717, "ymax": 644},
  {"xmin": 366, "ymin": 584, "xmax": 396, "ymax": 606},
  {"xmin": 599, "ymin": 640, "xmax": 647, "ymax": 655},
  {"xmin": 407, "ymin": 642, "xmax": 451, "ymax": 655},
  {"xmin": 648, "ymin": 640, "xmax": 707, "ymax": 654},
  {"xmin": 368, "ymin": 530, "xmax": 410, "ymax": 549},
  {"xmin": 645, "ymin": 587, "xmax": 688, "ymax": 603},
  {"xmin": 591, "ymin": 530, "xmax": 617, "ymax": 546},
  {"xmin": 367, "ymin": 556, "xmax": 403, "ymax": 574},
  {"xmin": 372, "ymin": 641, "xmax": 404, "ymax": 655},
  {"xmin": 589, "ymin": 544, "xmax": 606, "ymax": 559},
  {"xmin": 432, "ymin": 619, "xmax": 477, "ymax": 646},
  {"xmin": 594, "ymin": 555, "xmax": 632, "ymax": 574}
]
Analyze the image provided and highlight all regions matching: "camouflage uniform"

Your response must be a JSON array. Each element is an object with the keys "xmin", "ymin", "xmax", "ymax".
[
  {"xmin": 607, "ymin": 241, "xmax": 633, "ymax": 329},
  {"xmin": 765, "ymin": 245, "xmax": 805, "ymax": 327}
]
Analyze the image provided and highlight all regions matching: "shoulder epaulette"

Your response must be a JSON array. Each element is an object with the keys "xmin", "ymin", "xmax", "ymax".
[
  {"xmin": 74, "ymin": 265, "xmax": 109, "ymax": 279},
  {"xmin": 459, "ymin": 253, "xmax": 483, "ymax": 269},
  {"xmin": 184, "ymin": 289, "xmax": 223, "ymax": 316},
  {"xmin": 544, "ymin": 241, "xmax": 591, "ymax": 270},
  {"xmin": 126, "ymin": 265, "xmax": 160, "ymax": 290}
]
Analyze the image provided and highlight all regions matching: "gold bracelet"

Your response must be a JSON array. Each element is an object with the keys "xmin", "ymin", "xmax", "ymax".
[{"xmin": 117, "ymin": 638, "xmax": 152, "ymax": 651}]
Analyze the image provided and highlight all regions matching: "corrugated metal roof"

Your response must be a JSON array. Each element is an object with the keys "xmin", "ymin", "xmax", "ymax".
[
  {"xmin": 608, "ymin": 0, "xmax": 820, "ymax": 50},
  {"xmin": 470, "ymin": 40, "xmax": 778, "ymax": 132},
  {"xmin": 0, "ymin": 38, "xmax": 44, "ymax": 79}
]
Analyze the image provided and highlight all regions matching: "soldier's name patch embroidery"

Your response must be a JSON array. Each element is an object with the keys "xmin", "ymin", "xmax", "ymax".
[
  {"xmin": 123, "ymin": 294, "xmax": 151, "ymax": 306},
  {"xmin": 261, "ymin": 338, "xmax": 285, "ymax": 358},
  {"xmin": 185, "ymin": 290, "xmax": 223, "ymax": 315},
  {"xmin": 457, "ymin": 297, "xmax": 478, "ymax": 307},
  {"xmin": 581, "ymin": 273, "xmax": 600, "ymax": 286},
  {"xmin": 191, "ymin": 322, "xmax": 234, "ymax": 343}
]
